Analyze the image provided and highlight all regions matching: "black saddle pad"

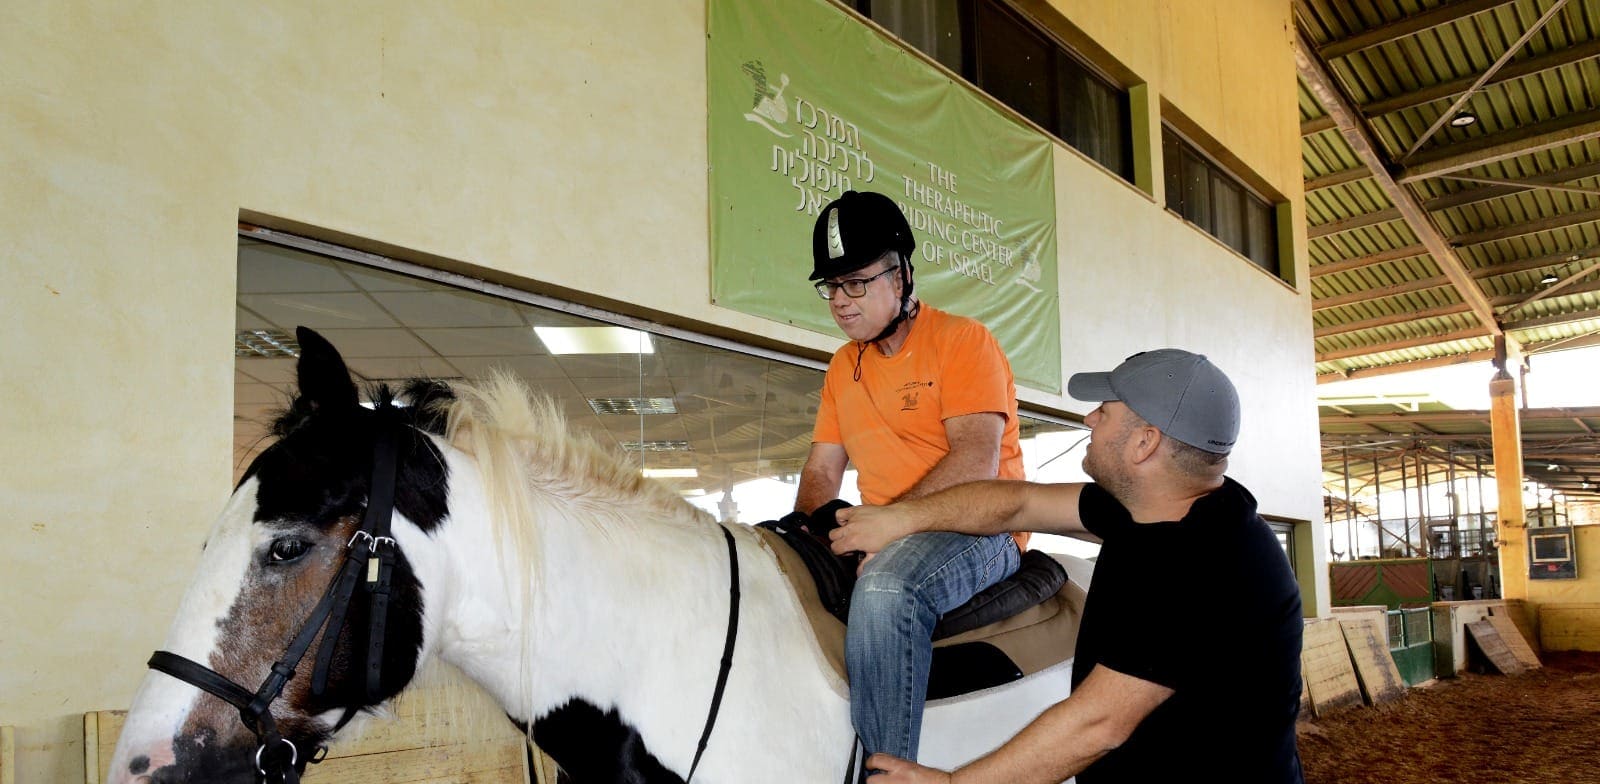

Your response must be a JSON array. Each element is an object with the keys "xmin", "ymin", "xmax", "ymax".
[{"xmin": 757, "ymin": 501, "xmax": 1067, "ymax": 639}]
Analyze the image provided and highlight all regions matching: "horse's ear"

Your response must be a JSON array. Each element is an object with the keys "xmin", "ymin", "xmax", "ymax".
[{"xmin": 294, "ymin": 326, "xmax": 359, "ymax": 414}]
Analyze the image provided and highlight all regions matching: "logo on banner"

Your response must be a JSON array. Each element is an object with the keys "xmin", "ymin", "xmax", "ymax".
[{"xmin": 741, "ymin": 61, "xmax": 793, "ymax": 138}]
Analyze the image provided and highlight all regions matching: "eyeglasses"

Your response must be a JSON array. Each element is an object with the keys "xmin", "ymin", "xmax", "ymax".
[{"xmin": 814, "ymin": 267, "xmax": 896, "ymax": 300}]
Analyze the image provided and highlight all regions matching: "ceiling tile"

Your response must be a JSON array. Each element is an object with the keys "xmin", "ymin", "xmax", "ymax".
[
  {"xmin": 314, "ymin": 328, "xmax": 434, "ymax": 358},
  {"xmin": 345, "ymin": 356, "xmax": 462, "ymax": 382},
  {"xmin": 449, "ymin": 354, "xmax": 567, "ymax": 380},
  {"xmin": 415, "ymin": 327, "xmax": 547, "ymax": 357},
  {"xmin": 238, "ymin": 293, "xmax": 399, "ymax": 330},
  {"xmin": 371, "ymin": 290, "xmax": 527, "ymax": 328}
]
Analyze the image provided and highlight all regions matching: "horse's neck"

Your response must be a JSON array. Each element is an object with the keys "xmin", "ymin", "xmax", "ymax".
[{"xmin": 423, "ymin": 447, "xmax": 732, "ymax": 724}]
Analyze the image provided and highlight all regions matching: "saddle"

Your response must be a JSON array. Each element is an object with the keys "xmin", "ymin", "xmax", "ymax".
[{"xmin": 756, "ymin": 502, "xmax": 1087, "ymax": 700}]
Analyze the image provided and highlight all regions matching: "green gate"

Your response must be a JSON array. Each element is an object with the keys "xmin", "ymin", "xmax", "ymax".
[{"xmin": 1387, "ymin": 608, "xmax": 1435, "ymax": 686}]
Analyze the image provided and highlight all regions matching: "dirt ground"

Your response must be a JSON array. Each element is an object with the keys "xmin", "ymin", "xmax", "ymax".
[{"xmin": 1297, "ymin": 651, "xmax": 1600, "ymax": 783}]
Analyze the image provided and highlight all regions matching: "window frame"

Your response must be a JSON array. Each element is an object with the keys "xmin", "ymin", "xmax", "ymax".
[
  {"xmin": 855, "ymin": 0, "xmax": 1135, "ymax": 182},
  {"xmin": 1160, "ymin": 123, "xmax": 1283, "ymax": 278}
]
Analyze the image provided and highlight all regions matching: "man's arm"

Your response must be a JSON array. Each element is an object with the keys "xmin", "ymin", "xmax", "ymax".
[
  {"xmin": 863, "ymin": 664, "xmax": 1173, "ymax": 784},
  {"xmin": 830, "ymin": 479, "xmax": 1094, "ymax": 556},
  {"xmin": 795, "ymin": 442, "xmax": 849, "ymax": 514},
  {"xmin": 897, "ymin": 412, "xmax": 1005, "ymax": 501}
]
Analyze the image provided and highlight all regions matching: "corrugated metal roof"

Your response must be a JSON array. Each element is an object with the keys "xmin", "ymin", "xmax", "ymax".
[{"xmin": 1297, "ymin": 0, "xmax": 1600, "ymax": 504}]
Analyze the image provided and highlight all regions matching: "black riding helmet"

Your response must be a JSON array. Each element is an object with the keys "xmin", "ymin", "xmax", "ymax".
[{"xmin": 809, "ymin": 190, "xmax": 916, "ymax": 281}]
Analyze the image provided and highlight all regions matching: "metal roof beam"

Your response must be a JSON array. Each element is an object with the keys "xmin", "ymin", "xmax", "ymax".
[
  {"xmin": 1317, "ymin": 327, "xmax": 1487, "ymax": 361},
  {"xmin": 1397, "ymin": 109, "xmax": 1600, "ymax": 184},
  {"xmin": 1312, "ymin": 248, "xmax": 1600, "ymax": 314},
  {"xmin": 1302, "ymin": 116, "xmax": 1337, "ymax": 137},
  {"xmin": 1363, "ymin": 39, "xmax": 1600, "ymax": 118},
  {"xmin": 1451, "ymin": 206, "xmax": 1600, "ymax": 246},
  {"xmin": 1503, "ymin": 307, "xmax": 1600, "ymax": 332},
  {"xmin": 1499, "ymin": 260, "xmax": 1600, "ymax": 318},
  {"xmin": 1317, "ymin": 0, "xmax": 1514, "ymax": 60},
  {"xmin": 1422, "ymin": 160, "xmax": 1600, "ymax": 212},
  {"xmin": 1310, "ymin": 244, "xmax": 1428, "ymax": 278},
  {"xmin": 1313, "ymin": 274, "xmax": 1451, "ymax": 311},
  {"xmin": 1306, "ymin": 167, "xmax": 1372, "ymax": 192},
  {"xmin": 1314, "ymin": 302, "xmax": 1473, "ymax": 338},
  {"xmin": 1474, "ymin": 245, "xmax": 1600, "ymax": 281},
  {"xmin": 1317, "ymin": 349, "xmax": 1497, "ymax": 383},
  {"xmin": 1307, "ymin": 207, "xmax": 1405, "ymax": 239},
  {"xmin": 1296, "ymin": 25, "xmax": 1504, "ymax": 338},
  {"xmin": 1323, "ymin": 405, "xmax": 1600, "ymax": 426}
]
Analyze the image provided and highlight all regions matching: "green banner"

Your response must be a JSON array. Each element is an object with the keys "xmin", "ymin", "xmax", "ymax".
[{"xmin": 708, "ymin": 0, "xmax": 1060, "ymax": 392}]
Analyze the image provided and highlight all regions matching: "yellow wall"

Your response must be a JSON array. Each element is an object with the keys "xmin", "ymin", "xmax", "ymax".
[
  {"xmin": 0, "ymin": 1, "xmax": 1312, "ymax": 780},
  {"xmin": 1528, "ymin": 526, "xmax": 1600, "ymax": 650}
]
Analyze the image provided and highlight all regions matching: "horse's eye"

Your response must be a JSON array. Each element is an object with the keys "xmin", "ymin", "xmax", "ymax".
[{"xmin": 268, "ymin": 538, "xmax": 312, "ymax": 563}]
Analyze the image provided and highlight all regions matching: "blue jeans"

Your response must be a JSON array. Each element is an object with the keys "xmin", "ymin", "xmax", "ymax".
[{"xmin": 845, "ymin": 531, "xmax": 1021, "ymax": 761}]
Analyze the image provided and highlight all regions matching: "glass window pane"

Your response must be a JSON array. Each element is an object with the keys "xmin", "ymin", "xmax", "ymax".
[
  {"xmin": 974, "ymin": 1, "xmax": 1054, "ymax": 132},
  {"xmin": 1058, "ymin": 57, "xmax": 1131, "ymax": 179},
  {"xmin": 1180, "ymin": 149, "xmax": 1211, "ymax": 229},
  {"xmin": 1211, "ymin": 174, "xmax": 1244, "ymax": 252},
  {"xmin": 1162, "ymin": 129, "xmax": 1184, "ymax": 213},
  {"xmin": 1245, "ymin": 194, "xmax": 1277, "ymax": 272},
  {"xmin": 867, "ymin": 0, "xmax": 964, "ymax": 73}
]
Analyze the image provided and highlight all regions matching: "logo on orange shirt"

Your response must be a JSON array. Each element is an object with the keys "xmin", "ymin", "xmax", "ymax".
[{"xmin": 897, "ymin": 380, "xmax": 934, "ymax": 411}]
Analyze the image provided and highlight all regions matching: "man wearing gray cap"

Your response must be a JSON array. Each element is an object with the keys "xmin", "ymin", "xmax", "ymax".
[{"xmin": 829, "ymin": 349, "xmax": 1305, "ymax": 784}]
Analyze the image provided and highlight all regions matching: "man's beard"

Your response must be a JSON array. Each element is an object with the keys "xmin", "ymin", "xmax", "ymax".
[{"xmin": 1084, "ymin": 425, "xmax": 1137, "ymax": 503}]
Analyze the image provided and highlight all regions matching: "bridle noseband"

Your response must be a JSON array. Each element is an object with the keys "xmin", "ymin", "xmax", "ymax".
[{"xmin": 147, "ymin": 410, "xmax": 404, "ymax": 783}]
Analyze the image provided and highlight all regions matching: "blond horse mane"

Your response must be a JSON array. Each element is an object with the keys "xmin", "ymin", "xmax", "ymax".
[
  {"xmin": 442, "ymin": 368, "xmax": 714, "ymax": 547},
  {"xmin": 417, "ymin": 371, "xmax": 716, "ymax": 743}
]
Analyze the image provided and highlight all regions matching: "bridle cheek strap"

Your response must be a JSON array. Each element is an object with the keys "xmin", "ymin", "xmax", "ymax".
[{"xmin": 144, "ymin": 413, "xmax": 402, "ymax": 783}]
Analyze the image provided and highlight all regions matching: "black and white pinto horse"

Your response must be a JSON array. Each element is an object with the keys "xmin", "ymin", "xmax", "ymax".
[{"xmin": 109, "ymin": 328, "xmax": 1083, "ymax": 783}]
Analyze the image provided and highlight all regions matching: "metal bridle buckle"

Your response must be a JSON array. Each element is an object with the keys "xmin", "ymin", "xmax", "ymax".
[{"xmin": 255, "ymin": 738, "xmax": 298, "ymax": 776}]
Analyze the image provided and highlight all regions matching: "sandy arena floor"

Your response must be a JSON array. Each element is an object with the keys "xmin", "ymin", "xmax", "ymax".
[{"xmin": 1297, "ymin": 651, "xmax": 1600, "ymax": 783}]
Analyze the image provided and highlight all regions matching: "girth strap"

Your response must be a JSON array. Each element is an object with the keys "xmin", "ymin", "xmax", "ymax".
[{"xmin": 685, "ymin": 525, "xmax": 741, "ymax": 782}]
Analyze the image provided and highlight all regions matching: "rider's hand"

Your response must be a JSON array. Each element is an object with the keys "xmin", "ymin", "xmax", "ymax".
[{"xmin": 829, "ymin": 504, "xmax": 918, "ymax": 559}]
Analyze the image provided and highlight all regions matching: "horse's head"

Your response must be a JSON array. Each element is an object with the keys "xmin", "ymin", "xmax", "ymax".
[{"xmin": 109, "ymin": 327, "xmax": 452, "ymax": 783}]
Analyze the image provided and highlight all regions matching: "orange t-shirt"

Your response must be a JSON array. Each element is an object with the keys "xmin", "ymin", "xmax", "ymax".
[{"xmin": 813, "ymin": 305, "xmax": 1028, "ymax": 548}]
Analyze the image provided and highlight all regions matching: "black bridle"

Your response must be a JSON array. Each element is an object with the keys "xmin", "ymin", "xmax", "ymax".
[{"xmin": 147, "ymin": 412, "xmax": 403, "ymax": 783}]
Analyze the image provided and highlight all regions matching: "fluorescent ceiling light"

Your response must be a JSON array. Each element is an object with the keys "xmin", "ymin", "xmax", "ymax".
[
  {"xmin": 588, "ymin": 397, "xmax": 678, "ymax": 415},
  {"xmin": 534, "ymin": 326, "xmax": 654, "ymax": 355},
  {"xmin": 622, "ymin": 440, "xmax": 692, "ymax": 452},
  {"xmin": 642, "ymin": 467, "xmax": 698, "ymax": 479}
]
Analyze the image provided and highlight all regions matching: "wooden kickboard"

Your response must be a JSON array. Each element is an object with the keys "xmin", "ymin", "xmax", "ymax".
[
  {"xmin": 1488, "ymin": 612, "xmax": 1542, "ymax": 670},
  {"xmin": 85, "ymin": 681, "xmax": 531, "ymax": 784},
  {"xmin": 1338, "ymin": 616, "xmax": 1407, "ymax": 705},
  {"xmin": 1301, "ymin": 618, "xmax": 1363, "ymax": 716},
  {"xmin": 1465, "ymin": 613, "xmax": 1542, "ymax": 677},
  {"xmin": 2, "ymin": 725, "xmax": 16, "ymax": 784}
]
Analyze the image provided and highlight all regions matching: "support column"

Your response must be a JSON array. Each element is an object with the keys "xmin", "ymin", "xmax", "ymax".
[{"xmin": 1490, "ymin": 362, "xmax": 1527, "ymax": 600}]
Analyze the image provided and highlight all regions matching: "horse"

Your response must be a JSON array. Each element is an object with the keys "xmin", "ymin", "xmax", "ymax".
[{"xmin": 107, "ymin": 326, "xmax": 1088, "ymax": 783}]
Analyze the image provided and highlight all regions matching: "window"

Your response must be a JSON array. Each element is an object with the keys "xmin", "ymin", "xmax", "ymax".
[
  {"xmin": 857, "ymin": 0, "xmax": 1134, "ymax": 182},
  {"xmin": 1162, "ymin": 126, "xmax": 1280, "ymax": 277},
  {"xmin": 236, "ymin": 231, "xmax": 1084, "ymax": 529}
]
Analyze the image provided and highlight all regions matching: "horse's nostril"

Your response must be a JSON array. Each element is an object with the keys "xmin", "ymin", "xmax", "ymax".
[{"xmin": 128, "ymin": 754, "xmax": 151, "ymax": 774}]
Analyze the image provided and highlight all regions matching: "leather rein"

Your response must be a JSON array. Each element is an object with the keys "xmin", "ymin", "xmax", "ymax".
[{"xmin": 146, "ymin": 410, "xmax": 404, "ymax": 783}]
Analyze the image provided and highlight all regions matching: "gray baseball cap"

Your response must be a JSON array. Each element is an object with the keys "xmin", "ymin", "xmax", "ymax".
[{"xmin": 1067, "ymin": 349, "xmax": 1239, "ymax": 454}]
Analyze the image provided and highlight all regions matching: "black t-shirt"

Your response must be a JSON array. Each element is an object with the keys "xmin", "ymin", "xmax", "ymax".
[{"xmin": 1073, "ymin": 479, "xmax": 1304, "ymax": 784}]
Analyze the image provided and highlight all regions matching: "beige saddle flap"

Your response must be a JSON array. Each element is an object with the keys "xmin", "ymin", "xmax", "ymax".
[{"xmin": 754, "ymin": 527, "xmax": 1087, "ymax": 685}]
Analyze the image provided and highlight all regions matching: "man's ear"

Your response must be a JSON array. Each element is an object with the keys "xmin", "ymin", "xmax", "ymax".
[{"xmin": 1128, "ymin": 425, "xmax": 1164, "ymax": 464}]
